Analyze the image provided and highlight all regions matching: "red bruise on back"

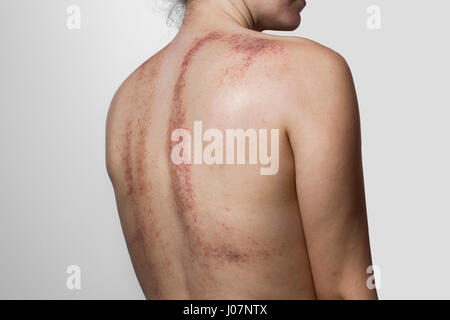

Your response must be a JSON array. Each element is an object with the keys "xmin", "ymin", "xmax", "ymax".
[
  {"xmin": 167, "ymin": 31, "xmax": 226, "ymax": 220},
  {"xmin": 167, "ymin": 31, "xmax": 284, "ymax": 215},
  {"xmin": 166, "ymin": 31, "xmax": 282, "ymax": 268},
  {"xmin": 123, "ymin": 55, "xmax": 164, "ymax": 200},
  {"xmin": 227, "ymin": 34, "xmax": 284, "ymax": 71},
  {"xmin": 107, "ymin": 28, "xmax": 306, "ymax": 299},
  {"xmin": 119, "ymin": 52, "xmax": 176, "ymax": 290}
]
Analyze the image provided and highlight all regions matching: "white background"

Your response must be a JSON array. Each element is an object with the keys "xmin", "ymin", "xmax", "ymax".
[{"xmin": 0, "ymin": 0, "xmax": 449, "ymax": 299}]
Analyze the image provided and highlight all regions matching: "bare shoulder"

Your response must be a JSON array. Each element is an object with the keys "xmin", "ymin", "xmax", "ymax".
[
  {"xmin": 105, "ymin": 51, "xmax": 164, "ymax": 181},
  {"xmin": 106, "ymin": 62, "xmax": 141, "ymax": 143},
  {"xmin": 272, "ymin": 35, "xmax": 352, "ymax": 82},
  {"xmin": 266, "ymin": 36, "xmax": 359, "ymax": 136},
  {"xmin": 107, "ymin": 48, "xmax": 166, "ymax": 130},
  {"xmin": 256, "ymin": 34, "xmax": 355, "ymax": 101},
  {"xmin": 105, "ymin": 70, "xmax": 135, "ymax": 181},
  {"xmin": 108, "ymin": 56, "xmax": 157, "ymax": 115}
]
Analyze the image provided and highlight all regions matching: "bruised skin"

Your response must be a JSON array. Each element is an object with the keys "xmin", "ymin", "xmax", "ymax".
[
  {"xmin": 224, "ymin": 34, "xmax": 285, "ymax": 83},
  {"xmin": 167, "ymin": 31, "xmax": 284, "ymax": 217},
  {"xmin": 167, "ymin": 32, "xmax": 284, "ymax": 270},
  {"xmin": 108, "ymin": 31, "xmax": 317, "ymax": 299},
  {"xmin": 122, "ymin": 55, "xmax": 163, "ymax": 198},
  {"xmin": 118, "ymin": 52, "xmax": 173, "ymax": 298},
  {"xmin": 154, "ymin": 32, "xmax": 296, "ymax": 297}
]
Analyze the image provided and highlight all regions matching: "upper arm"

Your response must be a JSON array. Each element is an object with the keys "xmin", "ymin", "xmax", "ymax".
[{"xmin": 287, "ymin": 43, "xmax": 377, "ymax": 299}]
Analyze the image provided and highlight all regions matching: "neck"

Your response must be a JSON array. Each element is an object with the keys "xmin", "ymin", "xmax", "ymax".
[{"xmin": 179, "ymin": 0, "xmax": 257, "ymax": 34}]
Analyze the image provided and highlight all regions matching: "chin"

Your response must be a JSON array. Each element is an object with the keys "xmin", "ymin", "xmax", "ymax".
[
  {"xmin": 274, "ymin": 14, "xmax": 302, "ymax": 31},
  {"xmin": 287, "ymin": 15, "xmax": 302, "ymax": 30},
  {"xmin": 259, "ymin": 11, "xmax": 302, "ymax": 31}
]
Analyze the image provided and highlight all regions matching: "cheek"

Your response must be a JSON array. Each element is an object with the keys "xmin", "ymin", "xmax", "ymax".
[{"xmin": 257, "ymin": 0, "xmax": 278, "ymax": 13}]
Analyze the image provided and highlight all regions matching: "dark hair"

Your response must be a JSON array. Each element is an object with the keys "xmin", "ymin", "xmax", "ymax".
[{"xmin": 167, "ymin": 0, "xmax": 186, "ymax": 26}]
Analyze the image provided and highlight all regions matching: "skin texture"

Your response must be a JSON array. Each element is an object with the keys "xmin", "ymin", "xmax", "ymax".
[{"xmin": 106, "ymin": 0, "xmax": 377, "ymax": 299}]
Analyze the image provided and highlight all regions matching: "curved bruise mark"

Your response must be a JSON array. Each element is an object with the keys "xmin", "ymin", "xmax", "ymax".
[
  {"xmin": 228, "ymin": 34, "xmax": 281, "ymax": 71},
  {"xmin": 167, "ymin": 31, "xmax": 226, "ymax": 217},
  {"xmin": 168, "ymin": 32, "xmax": 283, "ymax": 215},
  {"xmin": 167, "ymin": 32, "xmax": 284, "ymax": 269}
]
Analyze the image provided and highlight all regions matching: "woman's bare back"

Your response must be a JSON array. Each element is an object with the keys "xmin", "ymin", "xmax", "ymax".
[
  {"xmin": 106, "ymin": 29, "xmax": 319, "ymax": 299},
  {"xmin": 107, "ymin": 0, "xmax": 376, "ymax": 300}
]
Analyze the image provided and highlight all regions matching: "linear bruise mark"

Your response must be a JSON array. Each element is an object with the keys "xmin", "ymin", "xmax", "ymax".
[
  {"xmin": 123, "ymin": 51, "xmax": 166, "ymax": 201},
  {"xmin": 167, "ymin": 31, "xmax": 225, "ymax": 218},
  {"xmin": 121, "ymin": 52, "xmax": 176, "ymax": 298},
  {"xmin": 167, "ymin": 31, "xmax": 282, "ymax": 218},
  {"xmin": 164, "ymin": 32, "xmax": 284, "ymax": 277}
]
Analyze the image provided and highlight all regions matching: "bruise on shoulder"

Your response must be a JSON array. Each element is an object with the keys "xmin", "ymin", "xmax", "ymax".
[
  {"xmin": 219, "ymin": 34, "xmax": 287, "ymax": 85},
  {"xmin": 227, "ymin": 34, "xmax": 283, "ymax": 68}
]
